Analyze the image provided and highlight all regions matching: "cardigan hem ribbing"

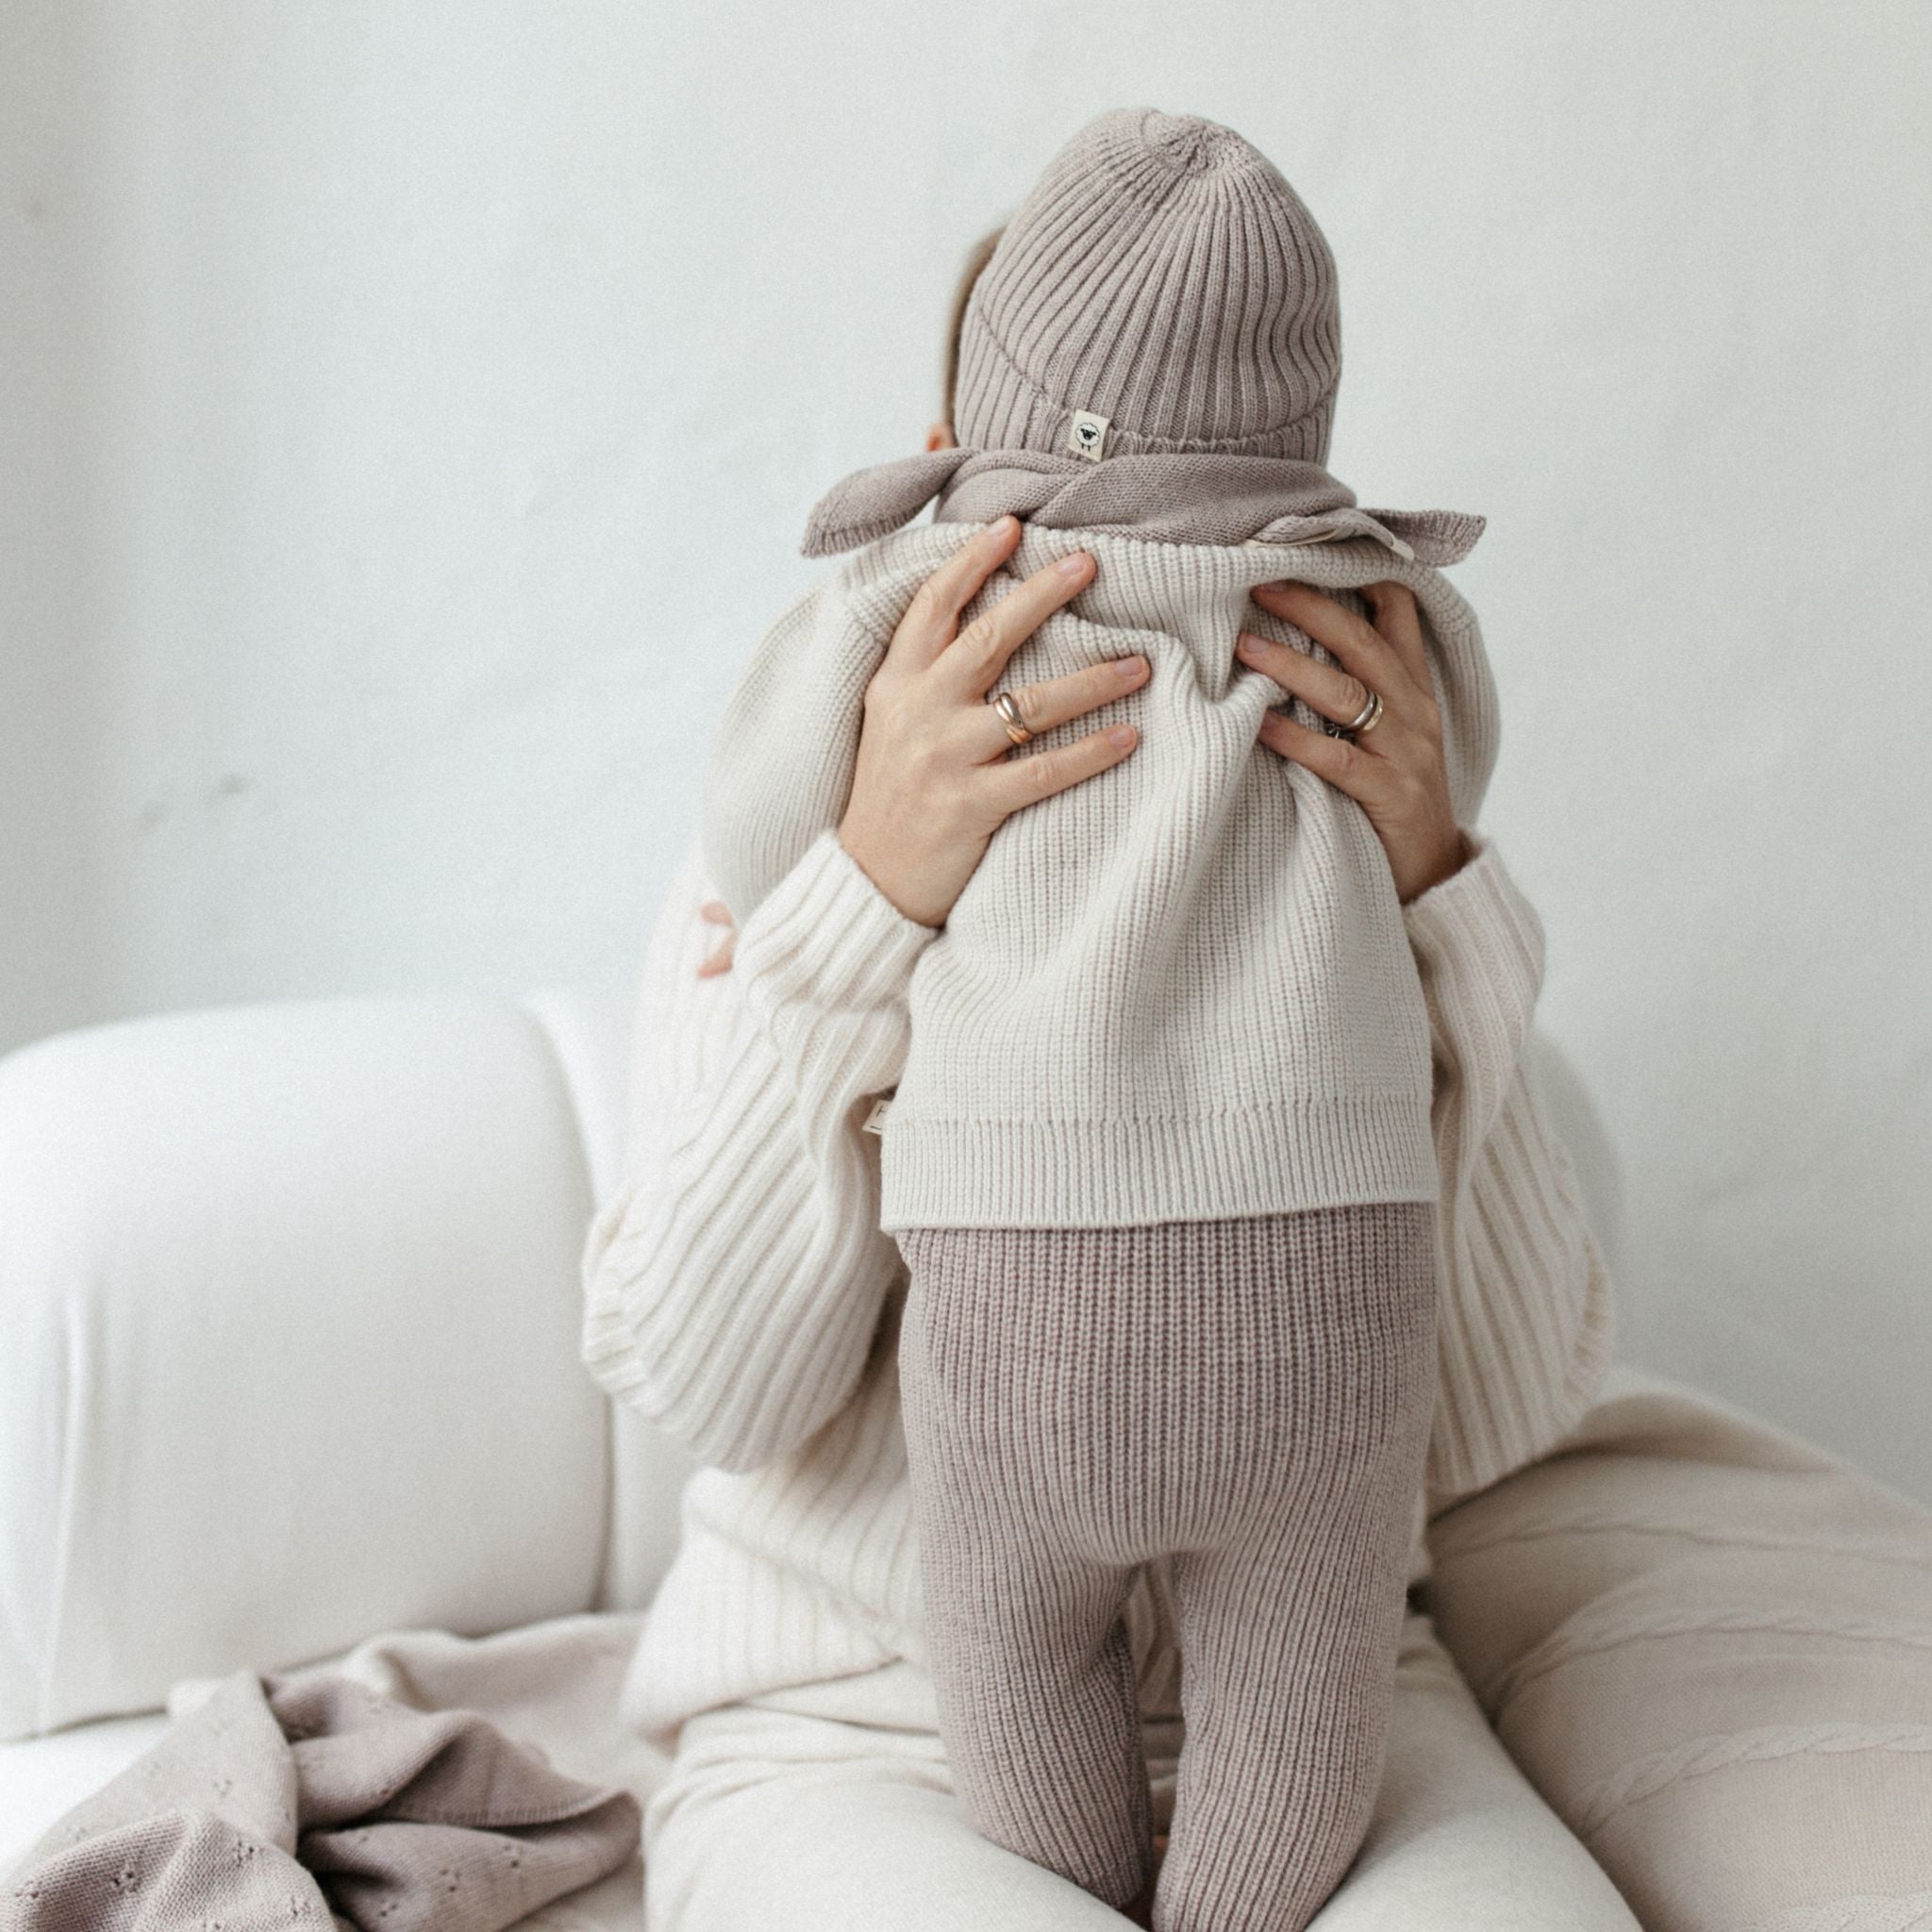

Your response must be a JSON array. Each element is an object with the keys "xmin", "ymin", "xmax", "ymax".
[{"xmin": 877, "ymin": 1088, "xmax": 1439, "ymax": 1232}]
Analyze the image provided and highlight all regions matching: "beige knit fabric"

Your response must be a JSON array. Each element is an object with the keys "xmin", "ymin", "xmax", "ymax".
[
  {"xmin": 707, "ymin": 108, "xmax": 1499, "ymax": 1233},
  {"xmin": 701, "ymin": 520, "xmax": 1500, "ymax": 1234},
  {"xmin": 797, "ymin": 442, "xmax": 1484, "ymax": 561},
  {"xmin": 952, "ymin": 108, "xmax": 1341, "ymax": 465},
  {"xmin": 897, "ymin": 1206, "xmax": 1438, "ymax": 1930},
  {"xmin": 1424, "ymin": 1375, "xmax": 1932, "ymax": 1930},
  {"xmin": 2, "ymin": 1665, "xmax": 641, "ymax": 1930},
  {"xmin": 797, "ymin": 108, "xmax": 1489, "ymax": 563},
  {"xmin": 579, "ymin": 825, "xmax": 1615, "ymax": 1744}
]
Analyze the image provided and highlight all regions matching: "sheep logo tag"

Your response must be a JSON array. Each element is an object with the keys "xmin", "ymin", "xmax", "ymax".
[{"xmin": 1068, "ymin": 410, "xmax": 1110, "ymax": 462}]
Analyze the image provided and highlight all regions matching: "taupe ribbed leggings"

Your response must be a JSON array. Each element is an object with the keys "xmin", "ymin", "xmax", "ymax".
[{"xmin": 895, "ymin": 1203, "xmax": 1439, "ymax": 1932}]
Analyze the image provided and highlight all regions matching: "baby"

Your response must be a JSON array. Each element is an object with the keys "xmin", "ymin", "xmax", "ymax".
[{"xmin": 701, "ymin": 108, "xmax": 1500, "ymax": 1932}]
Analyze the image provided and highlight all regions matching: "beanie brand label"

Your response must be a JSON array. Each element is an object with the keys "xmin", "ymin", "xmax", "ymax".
[{"xmin": 1068, "ymin": 410, "xmax": 1110, "ymax": 462}]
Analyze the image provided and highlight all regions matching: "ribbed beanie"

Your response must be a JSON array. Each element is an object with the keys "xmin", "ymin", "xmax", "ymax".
[{"xmin": 953, "ymin": 108, "xmax": 1342, "ymax": 465}]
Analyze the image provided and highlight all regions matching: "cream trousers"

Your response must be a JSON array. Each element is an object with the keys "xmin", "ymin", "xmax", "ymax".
[{"xmin": 641, "ymin": 1608, "xmax": 1640, "ymax": 1931}]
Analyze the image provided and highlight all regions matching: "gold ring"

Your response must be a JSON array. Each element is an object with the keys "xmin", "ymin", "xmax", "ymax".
[
  {"xmin": 1344, "ymin": 689, "xmax": 1383, "ymax": 735},
  {"xmin": 988, "ymin": 689, "xmax": 1033, "ymax": 746}
]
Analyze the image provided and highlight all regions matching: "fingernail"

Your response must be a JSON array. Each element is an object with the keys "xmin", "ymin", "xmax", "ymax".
[
  {"xmin": 1235, "ymin": 633, "xmax": 1264, "ymax": 658},
  {"xmin": 1108, "ymin": 724, "xmax": 1136, "ymax": 747},
  {"xmin": 1112, "ymin": 655, "xmax": 1146, "ymax": 681},
  {"xmin": 1057, "ymin": 552, "xmax": 1091, "ymax": 581},
  {"xmin": 983, "ymin": 514, "xmax": 1015, "ymax": 546}
]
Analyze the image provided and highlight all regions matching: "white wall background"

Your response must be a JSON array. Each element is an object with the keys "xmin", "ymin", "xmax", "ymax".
[{"xmin": 4, "ymin": 1, "xmax": 1928, "ymax": 1499}]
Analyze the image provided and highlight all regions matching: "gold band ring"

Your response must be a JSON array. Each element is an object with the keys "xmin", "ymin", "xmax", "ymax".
[
  {"xmin": 988, "ymin": 690, "xmax": 1033, "ymax": 746},
  {"xmin": 1344, "ymin": 688, "xmax": 1383, "ymax": 735}
]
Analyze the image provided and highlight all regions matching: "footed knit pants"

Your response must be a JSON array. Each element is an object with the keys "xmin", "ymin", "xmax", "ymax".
[{"xmin": 894, "ymin": 1202, "xmax": 1440, "ymax": 1932}]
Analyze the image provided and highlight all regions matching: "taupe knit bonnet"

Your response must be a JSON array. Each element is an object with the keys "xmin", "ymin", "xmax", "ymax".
[{"xmin": 802, "ymin": 107, "xmax": 1483, "ymax": 565}]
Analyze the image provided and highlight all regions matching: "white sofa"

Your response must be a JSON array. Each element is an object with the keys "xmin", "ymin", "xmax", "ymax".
[
  {"xmin": 5, "ymin": 987, "xmax": 1927, "ymax": 1926},
  {"xmin": 0, "ymin": 985, "xmax": 700, "ymax": 1918}
]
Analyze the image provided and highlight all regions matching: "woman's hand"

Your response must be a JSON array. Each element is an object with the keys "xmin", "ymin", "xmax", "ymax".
[
  {"xmin": 840, "ymin": 513, "xmax": 1148, "ymax": 926},
  {"xmin": 1238, "ymin": 578, "xmax": 1472, "ymax": 907},
  {"xmin": 697, "ymin": 897, "xmax": 739, "ymax": 976},
  {"xmin": 696, "ymin": 514, "xmax": 1147, "ymax": 971}
]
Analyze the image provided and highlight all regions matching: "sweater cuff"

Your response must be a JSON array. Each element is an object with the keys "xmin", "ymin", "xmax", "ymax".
[
  {"xmin": 730, "ymin": 825, "xmax": 941, "ymax": 1016},
  {"xmin": 1400, "ymin": 826, "xmax": 1545, "ymax": 1013}
]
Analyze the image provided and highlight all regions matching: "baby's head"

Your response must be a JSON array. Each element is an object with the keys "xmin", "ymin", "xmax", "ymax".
[{"xmin": 934, "ymin": 108, "xmax": 1341, "ymax": 468}]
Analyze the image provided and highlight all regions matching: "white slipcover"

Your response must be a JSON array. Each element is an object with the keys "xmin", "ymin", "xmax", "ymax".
[{"xmin": 0, "ymin": 986, "xmax": 693, "ymax": 1746}]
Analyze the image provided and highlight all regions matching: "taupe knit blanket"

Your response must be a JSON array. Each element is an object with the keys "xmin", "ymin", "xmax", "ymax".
[{"xmin": 1, "ymin": 1666, "xmax": 640, "ymax": 1931}]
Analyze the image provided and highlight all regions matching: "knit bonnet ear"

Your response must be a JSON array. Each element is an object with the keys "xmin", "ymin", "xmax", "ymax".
[
  {"xmin": 1246, "ymin": 505, "xmax": 1489, "ymax": 567},
  {"xmin": 800, "ymin": 448, "xmax": 975, "ymax": 558}
]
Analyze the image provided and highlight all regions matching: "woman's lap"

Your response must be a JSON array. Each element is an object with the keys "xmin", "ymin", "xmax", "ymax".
[
  {"xmin": 641, "ymin": 1659, "xmax": 1137, "ymax": 1929},
  {"xmin": 641, "ymin": 1609, "xmax": 1640, "ymax": 1931},
  {"xmin": 1425, "ymin": 1372, "xmax": 1932, "ymax": 1930},
  {"xmin": 1313, "ymin": 1622, "xmax": 1637, "ymax": 1929}
]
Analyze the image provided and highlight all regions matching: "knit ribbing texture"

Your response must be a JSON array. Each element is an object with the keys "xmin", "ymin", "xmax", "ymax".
[
  {"xmin": 701, "ymin": 519, "xmax": 1501, "ymax": 1233},
  {"xmin": 798, "ymin": 108, "xmax": 1484, "ymax": 564},
  {"xmin": 955, "ymin": 108, "xmax": 1341, "ymax": 463},
  {"xmin": 897, "ymin": 1204, "xmax": 1439, "ymax": 1932},
  {"xmin": 711, "ymin": 107, "xmax": 1499, "ymax": 1229},
  {"xmin": 578, "ymin": 828, "xmax": 1617, "ymax": 1746}
]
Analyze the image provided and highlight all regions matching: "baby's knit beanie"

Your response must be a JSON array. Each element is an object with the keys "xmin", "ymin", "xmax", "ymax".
[
  {"xmin": 953, "ymin": 108, "xmax": 1342, "ymax": 465},
  {"xmin": 798, "ymin": 106, "xmax": 1475, "ymax": 559}
]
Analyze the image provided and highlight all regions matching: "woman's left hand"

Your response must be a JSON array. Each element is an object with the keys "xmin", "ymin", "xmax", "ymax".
[{"xmin": 1238, "ymin": 577, "xmax": 1473, "ymax": 907}]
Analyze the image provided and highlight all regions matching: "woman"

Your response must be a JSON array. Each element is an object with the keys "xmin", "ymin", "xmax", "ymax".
[{"xmin": 580, "ymin": 475, "xmax": 1637, "ymax": 1923}]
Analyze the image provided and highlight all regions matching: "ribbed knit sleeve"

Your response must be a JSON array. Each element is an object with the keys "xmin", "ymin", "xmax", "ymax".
[
  {"xmin": 1400, "ymin": 829, "xmax": 1618, "ymax": 1505},
  {"xmin": 580, "ymin": 824, "xmax": 938, "ymax": 1474}
]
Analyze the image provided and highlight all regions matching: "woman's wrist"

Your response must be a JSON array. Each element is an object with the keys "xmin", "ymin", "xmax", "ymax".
[
  {"xmin": 1401, "ymin": 826, "xmax": 1542, "ymax": 1039},
  {"xmin": 836, "ymin": 819, "xmax": 949, "ymax": 932},
  {"xmin": 1400, "ymin": 826, "xmax": 1516, "ymax": 964},
  {"xmin": 734, "ymin": 825, "xmax": 941, "ymax": 1018},
  {"xmin": 1398, "ymin": 825, "xmax": 1476, "ymax": 908}
]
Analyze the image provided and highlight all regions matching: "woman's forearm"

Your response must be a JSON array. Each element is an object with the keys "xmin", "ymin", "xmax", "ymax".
[
  {"xmin": 580, "ymin": 825, "xmax": 937, "ymax": 1473},
  {"xmin": 1402, "ymin": 830, "xmax": 1618, "ymax": 1503}
]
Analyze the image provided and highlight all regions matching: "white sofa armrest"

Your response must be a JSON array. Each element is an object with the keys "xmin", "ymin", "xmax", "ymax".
[{"xmin": 0, "ymin": 995, "xmax": 611, "ymax": 1740}]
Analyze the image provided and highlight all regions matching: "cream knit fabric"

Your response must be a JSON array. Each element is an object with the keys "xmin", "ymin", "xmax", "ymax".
[
  {"xmin": 579, "ymin": 824, "xmax": 1615, "ymax": 1748},
  {"xmin": 702, "ymin": 520, "xmax": 1499, "ymax": 1233}
]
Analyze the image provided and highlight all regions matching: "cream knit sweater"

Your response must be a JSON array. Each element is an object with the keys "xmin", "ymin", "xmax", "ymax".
[
  {"xmin": 580, "ymin": 824, "xmax": 1616, "ymax": 1749},
  {"xmin": 702, "ymin": 522, "xmax": 1501, "ymax": 1233}
]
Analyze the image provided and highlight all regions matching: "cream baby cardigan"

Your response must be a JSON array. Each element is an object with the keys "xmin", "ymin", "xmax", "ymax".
[
  {"xmin": 701, "ymin": 520, "xmax": 1499, "ymax": 1233},
  {"xmin": 580, "ymin": 825, "xmax": 1616, "ymax": 1747}
]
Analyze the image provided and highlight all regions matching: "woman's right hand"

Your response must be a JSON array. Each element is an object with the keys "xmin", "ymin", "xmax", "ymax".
[
  {"xmin": 697, "ymin": 515, "xmax": 1145, "ymax": 974},
  {"xmin": 836, "ymin": 513, "xmax": 1146, "ymax": 929}
]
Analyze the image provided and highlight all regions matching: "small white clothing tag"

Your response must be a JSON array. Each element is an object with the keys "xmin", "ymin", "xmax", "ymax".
[
  {"xmin": 1067, "ymin": 410, "xmax": 1110, "ymax": 462},
  {"xmin": 861, "ymin": 1096, "xmax": 892, "ymax": 1136}
]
